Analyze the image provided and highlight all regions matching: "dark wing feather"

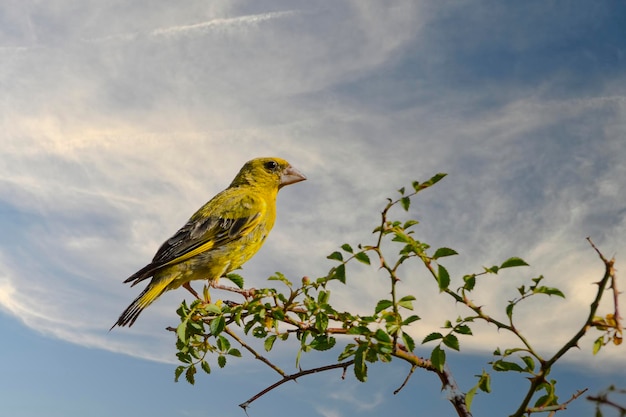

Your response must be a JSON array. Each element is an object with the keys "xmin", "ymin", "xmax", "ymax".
[{"xmin": 124, "ymin": 196, "xmax": 263, "ymax": 286}]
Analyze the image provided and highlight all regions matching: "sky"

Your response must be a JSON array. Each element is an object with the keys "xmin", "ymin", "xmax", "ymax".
[{"xmin": 1, "ymin": 1, "xmax": 625, "ymax": 416}]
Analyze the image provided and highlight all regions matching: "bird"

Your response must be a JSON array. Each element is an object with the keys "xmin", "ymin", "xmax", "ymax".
[{"xmin": 111, "ymin": 157, "xmax": 306, "ymax": 329}]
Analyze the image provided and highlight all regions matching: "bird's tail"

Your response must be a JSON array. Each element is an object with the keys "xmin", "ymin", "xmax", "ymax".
[{"xmin": 111, "ymin": 278, "xmax": 170, "ymax": 329}]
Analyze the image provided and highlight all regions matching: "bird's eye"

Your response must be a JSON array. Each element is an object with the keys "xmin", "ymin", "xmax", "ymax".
[{"xmin": 264, "ymin": 160, "xmax": 278, "ymax": 171}]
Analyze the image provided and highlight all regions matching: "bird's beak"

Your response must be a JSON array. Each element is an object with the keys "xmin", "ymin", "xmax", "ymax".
[{"xmin": 280, "ymin": 165, "xmax": 307, "ymax": 188}]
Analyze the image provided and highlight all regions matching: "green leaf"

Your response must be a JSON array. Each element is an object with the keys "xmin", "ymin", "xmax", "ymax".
[
  {"xmin": 402, "ymin": 331, "xmax": 415, "ymax": 352},
  {"xmin": 592, "ymin": 336, "xmax": 604, "ymax": 355},
  {"xmin": 398, "ymin": 187, "xmax": 405, "ymax": 195},
  {"xmin": 374, "ymin": 329, "xmax": 392, "ymax": 344},
  {"xmin": 354, "ymin": 345, "xmax": 368, "ymax": 382},
  {"xmin": 403, "ymin": 220, "xmax": 419, "ymax": 230},
  {"xmin": 430, "ymin": 345, "xmax": 446, "ymax": 372},
  {"xmin": 310, "ymin": 335, "xmax": 336, "ymax": 351},
  {"xmin": 341, "ymin": 243, "xmax": 353, "ymax": 253},
  {"xmin": 264, "ymin": 335, "xmax": 277, "ymax": 352},
  {"xmin": 443, "ymin": 334, "xmax": 460, "ymax": 351},
  {"xmin": 492, "ymin": 359, "xmax": 524, "ymax": 372},
  {"xmin": 425, "ymin": 173, "xmax": 447, "ymax": 187},
  {"xmin": 217, "ymin": 355, "xmax": 226, "ymax": 368},
  {"xmin": 437, "ymin": 264, "xmax": 450, "ymax": 291},
  {"xmin": 397, "ymin": 295, "xmax": 416, "ymax": 310},
  {"xmin": 225, "ymin": 273, "xmax": 245, "ymax": 288},
  {"xmin": 463, "ymin": 275, "xmax": 476, "ymax": 291},
  {"xmin": 338, "ymin": 344, "xmax": 356, "ymax": 362},
  {"xmin": 327, "ymin": 251, "xmax": 343, "ymax": 262},
  {"xmin": 375, "ymin": 299, "xmax": 393, "ymax": 314},
  {"xmin": 174, "ymin": 366, "xmax": 185, "ymax": 383},
  {"xmin": 505, "ymin": 303, "xmax": 514, "ymax": 319},
  {"xmin": 478, "ymin": 370, "xmax": 491, "ymax": 393},
  {"xmin": 521, "ymin": 356, "xmax": 535, "ymax": 372},
  {"xmin": 466, "ymin": 385, "xmax": 478, "ymax": 411},
  {"xmin": 216, "ymin": 335, "xmax": 230, "ymax": 351},
  {"xmin": 200, "ymin": 360, "xmax": 211, "ymax": 374},
  {"xmin": 402, "ymin": 315, "xmax": 420, "ymax": 325},
  {"xmin": 330, "ymin": 264, "xmax": 346, "ymax": 284},
  {"xmin": 355, "ymin": 251, "xmax": 371, "ymax": 265},
  {"xmin": 228, "ymin": 348, "xmax": 242, "ymax": 357},
  {"xmin": 433, "ymin": 247, "xmax": 458, "ymax": 259},
  {"xmin": 209, "ymin": 315, "xmax": 225, "ymax": 336},
  {"xmin": 500, "ymin": 257, "xmax": 529, "ymax": 269},
  {"xmin": 400, "ymin": 196, "xmax": 411, "ymax": 211},
  {"xmin": 267, "ymin": 271, "xmax": 292, "ymax": 286},
  {"xmin": 204, "ymin": 303, "xmax": 222, "ymax": 315},
  {"xmin": 533, "ymin": 286, "xmax": 565, "ymax": 298},
  {"xmin": 177, "ymin": 320, "xmax": 188, "ymax": 342},
  {"xmin": 455, "ymin": 324, "xmax": 472, "ymax": 335},
  {"xmin": 185, "ymin": 365, "xmax": 196, "ymax": 385},
  {"xmin": 422, "ymin": 332, "xmax": 443, "ymax": 344}
]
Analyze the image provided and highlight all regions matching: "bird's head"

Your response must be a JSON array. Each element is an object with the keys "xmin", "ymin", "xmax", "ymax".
[{"xmin": 231, "ymin": 157, "xmax": 306, "ymax": 190}]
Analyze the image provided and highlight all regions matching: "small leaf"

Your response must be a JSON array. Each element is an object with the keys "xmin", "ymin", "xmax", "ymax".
[
  {"xmin": 521, "ymin": 356, "xmax": 535, "ymax": 372},
  {"xmin": 177, "ymin": 320, "xmax": 188, "ymax": 342},
  {"xmin": 398, "ymin": 295, "xmax": 416, "ymax": 310},
  {"xmin": 174, "ymin": 366, "xmax": 185, "ymax": 382},
  {"xmin": 354, "ymin": 346, "xmax": 368, "ymax": 382},
  {"xmin": 310, "ymin": 335, "xmax": 336, "ymax": 351},
  {"xmin": 492, "ymin": 360, "xmax": 524, "ymax": 372},
  {"xmin": 433, "ymin": 247, "xmax": 458, "ymax": 259},
  {"xmin": 375, "ymin": 299, "xmax": 393, "ymax": 313},
  {"xmin": 443, "ymin": 334, "xmax": 460, "ymax": 351},
  {"xmin": 500, "ymin": 257, "xmax": 529, "ymax": 269},
  {"xmin": 478, "ymin": 370, "xmax": 491, "ymax": 393},
  {"xmin": 400, "ymin": 196, "xmax": 411, "ymax": 211},
  {"xmin": 403, "ymin": 220, "xmax": 419, "ymax": 230},
  {"xmin": 185, "ymin": 365, "xmax": 196, "ymax": 385},
  {"xmin": 422, "ymin": 332, "xmax": 443, "ymax": 344},
  {"xmin": 341, "ymin": 243, "xmax": 353, "ymax": 253},
  {"xmin": 330, "ymin": 264, "xmax": 346, "ymax": 284},
  {"xmin": 225, "ymin": 273, "xmax": 245, "ymax": 288},
  {"xmin": 264, "ymin": 335, "xmax": 277, "ymax": 352},
  {"xmin": 228, "ymin": 348, "xmax": 242, "ymax": 357},
  {"xmin": 463, "ymin": 275, "xmax": 476, "ymax": 291},
  {"xmin": 592, "ymin": 336, "xmax": 604, "ymax": 355},
  {"xmin": 466, "ymin": 385, "xmax": 478, "ymax": 411},
  {"xmin": 327, "ymin": 251, "xmax": 343, "ymax": 262},
  {"xmin": 355, "ymin": 252, "xmax": 371, "ymax": 265},
  {"xmin": 402, "ymin": 315, "xmax": 420, "ymax": 325},
  {"xmin": 430, "ymin": 345, "xmax": 446, "ymax": 372},
  {"xmin": 200, "ymin": 360, "xmax": 211, "ymax": 374},
  {"xmin": 455, "ymin": 325, "xmax": 473, "ymax": 335},
  {"xmin": 505, "ymin": 303, "xmax": 514, "ymax": 319},
  {"xmin": 437, "ymin": 264, "xmax": 450, "ymax": 291},
  {"xmin": 209, "ymin": 315, "xmax": 225, "ymax": 336},
  {"xmin": 533, "ymin": 286, "xmax": 565, "ymax": 298},
  {"xmin": 217, "ymin": 355, "xmax": 226, "ymax": 368},
  {"xmin": 402, "ymin": 331, "xmax": 416, "ymax": 352}
]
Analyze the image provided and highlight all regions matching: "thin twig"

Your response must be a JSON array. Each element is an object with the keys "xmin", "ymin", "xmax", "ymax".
[
  {"xmin": 526, "ymin": 388, "xmax": 588, "ymax": 415},
  {"xmin": 394, "ymin": 364, "xmax": 417, "ymax": 395},
  {"xmin": 239, "ymin": 361, "xmax": 355, "ymax": 411},
  {"xmin": 223, "ymin": 326, "xmax": 286, "ymax": 377}
]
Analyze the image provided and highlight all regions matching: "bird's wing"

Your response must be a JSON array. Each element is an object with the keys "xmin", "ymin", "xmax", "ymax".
[{"xmin": 124, "ymin": 192, "xmax": 265, "ymax": 285}]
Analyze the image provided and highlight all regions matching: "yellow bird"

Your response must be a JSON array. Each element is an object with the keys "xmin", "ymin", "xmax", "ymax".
[{"xmin": 111, "ymin": 157, "xmax": 306, "ymax": 328}]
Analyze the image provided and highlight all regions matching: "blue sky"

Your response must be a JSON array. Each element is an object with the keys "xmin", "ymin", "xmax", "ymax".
[{"xmin": 1, "ymin": 1, "xmax": 625, "ymax": 416}]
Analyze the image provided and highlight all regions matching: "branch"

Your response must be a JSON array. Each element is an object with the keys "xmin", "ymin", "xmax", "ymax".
[
  {"xmin": 393, "ymin": 345, "xmax": 472, "ymax": 417},
  {"xmin": 510, "ymin": 239, "xmax": 617, "ymax": 417},
  {"xmin": 223, "ymin": 326, "xmax": 286, "ymax": 378},
  {"xmin": 525, "ymin": 388, "xmax": 588, "ymax": 416},
  {"xmin": 239, "ymin": 360, "xmax": 355, "ymax": 411}
]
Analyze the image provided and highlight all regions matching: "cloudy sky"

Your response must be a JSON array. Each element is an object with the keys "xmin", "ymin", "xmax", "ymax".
[{"xmin": 1, "ymin": 1, "xmax": 625, "ymax": 416}]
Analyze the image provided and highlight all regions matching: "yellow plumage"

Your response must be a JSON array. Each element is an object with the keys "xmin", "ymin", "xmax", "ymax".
[{"xmin": 111, "ymin": 157, "xmax": 306, "ymax": 328}]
